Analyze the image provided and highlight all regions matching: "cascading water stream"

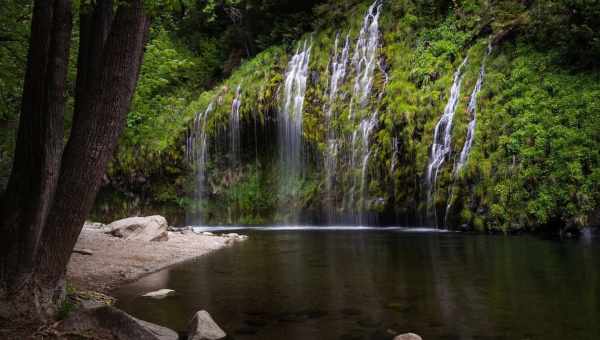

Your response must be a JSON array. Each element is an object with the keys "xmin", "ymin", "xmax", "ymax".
[
  {"xmin": 444, "ymin": 45, "xmax": 493, "ymax": 226},
  {"xmin": 351, "ymin": 1, "xmax": 382, "ymax": 113},
  {"xmin": 456, "ymin": 45, "xmax": 492, "ymax": 171},
  {"xmin": 324, "ymin": 33, "xmax": 351, "ymax": 223},
  {"xmin": 229, "ymin": 84, "xmax": 242, "ymax": 165},
  {"xmin": 347, "ymin": 0, "xmax": 383, "ymax": 224},
  {"xmin": 425, "ymin": 57, "xmax": 468, "ymax": 224},
  {"xmin": 390, "ymin": 136, "xmax": 398, "ymax": 175},
  {"xmin": 278, "ymin": 39, "xmax": 311, "ymax": 221},
  {"xmin": 186, "ymin": 102, "xmax": 215, "ymax": 225}
]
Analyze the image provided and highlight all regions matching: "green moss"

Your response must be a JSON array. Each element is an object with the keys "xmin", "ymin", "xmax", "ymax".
[{"xmin": 100, "ymin": 0, "xmax": 600, "ymax": 231}]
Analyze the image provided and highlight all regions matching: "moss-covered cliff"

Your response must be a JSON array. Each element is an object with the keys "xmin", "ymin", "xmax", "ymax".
[{"xmin": 94, "ymin": 0, "xmax": 600, "ymax": 232}]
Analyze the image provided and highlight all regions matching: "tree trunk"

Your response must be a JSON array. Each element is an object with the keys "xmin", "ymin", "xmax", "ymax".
[
  {"xmin": 0, "ymin": 0, "xmax": 149, "ymax": 322},
  {"xmin": 36, "ymin": 0, "xmax": 148, "ymax": 291},
  {"xmin": 0, "ymin": 0, "xmax": 71, "ymax": 320}
]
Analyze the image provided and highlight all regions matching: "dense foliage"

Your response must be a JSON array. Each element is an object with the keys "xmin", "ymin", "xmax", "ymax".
[{"xmin": 1, "ymin": 0, "xmax": 599, "ymax": 231}]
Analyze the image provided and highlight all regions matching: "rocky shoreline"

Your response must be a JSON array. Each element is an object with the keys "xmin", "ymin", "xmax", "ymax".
[{"xmin": 67, "ymin": 217, "xmax": 245, "ymax": 293}]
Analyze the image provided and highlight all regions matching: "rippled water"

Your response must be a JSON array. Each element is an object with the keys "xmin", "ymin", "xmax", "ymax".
[{"xmin": 114, "ymin": 229, "xmax": 600, "ymax": 340}]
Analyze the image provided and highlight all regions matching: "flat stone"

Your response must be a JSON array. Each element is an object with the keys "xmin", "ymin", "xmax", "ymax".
[
  {"xmin": 72, "ymin": 248, "xmax": 93, "ymax": 255},
  {"xmin": 142, "ymin": 289, "xmax": 175, "ymax": 299}
]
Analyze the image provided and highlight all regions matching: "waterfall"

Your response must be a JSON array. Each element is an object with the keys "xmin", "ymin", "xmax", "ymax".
[
  {"xmin": 278, "ymin": 39, "xmax": 311, "ymax": 221},
  {"xmin": 324, "ymin": 33, "xmax": 351, "ymax": 223},
  {"xmin": 230, "ymin": 84, "xmax": 242, "ymax": 165},
  {"xmin": 351, "ymin": 0, "xmax": 382, "ymax": 111},
  {"xmin": 444, "ymin": 45, "xmax": 493, "ymax": 227},
  {"xmin": 426, "ymin": 57, "xmax": 468, "ymax": 224},
  {"xmin": 346, "ymin": 0, "xmax": 383, "ymax": 224},
  {"xmin": 186, "ymin": 102, "xmax": 215, "ymax": 225},
  {"xmin": 326, "ymin": 33, "xmax": 351, "ymax": 120},
  {"xmin": 390, "ymin": 136, "xmax": 398, "ymax": 175},
  {"xmin": 456, "ymin": 45, "xmax": 492, "ymax": 172}
]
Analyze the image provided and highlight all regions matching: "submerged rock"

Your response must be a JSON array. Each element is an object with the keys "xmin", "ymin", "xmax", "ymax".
[
  {"xmin": 58, "ymin": 305, "xmax": 177, "ymax": 340},
  {"xmin": 188, "ymin": 310, "xmax": 227, "ymax": 340},
  {"xmin": 142, "ymin": 289, "xmax": 175, "ymax": 299},
  {"xmin": 108, "ymin": 215, "xmax": 169, "ymax": 242},
  {"xmin": 394, "ymin": 333, "xmax": 423, "ymax": 340}
]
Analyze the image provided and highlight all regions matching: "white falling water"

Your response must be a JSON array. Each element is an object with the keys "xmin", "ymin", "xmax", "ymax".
[
  {"xmin": 426, "ymin": 57, "xmax": 468, "ymax": 224},
  {"xmin": 444, "ymin": 45, "xmax": 493, "ymax": 227},
  {"xmin": 456, "ymin": 45, "xmax": 492, "ymax": 171},
  {"xmin": 426, "ymin": 57, "xmax": 468, "ymax": 190},
  {"xmin": 229, "ymin": 84, "xmax": 242, "ymax": 165},
  {"xmin": 390, "ymin": 136, "xmax": 398, "ymax": 175},
  {"xmin": 326, "ymin": 33, "xmax": 351, "ymax": 120},
  {"xmin": 278, "ymin": 40, "xmax": 311, "ymax": 220},
  {"xmin": 324, "ymin": 33, "xmax": 351, "ymax": 222},
  {"xmin": 351, "ymin": 0, "xmax": 382, "ymax": 111},
  {"xmin": 346, "ymin": 0, "xmax": 383, "ymax": 224},
  {"xmin": 186, "ymin": 102, "xmax": 215, "ymax": 225}
]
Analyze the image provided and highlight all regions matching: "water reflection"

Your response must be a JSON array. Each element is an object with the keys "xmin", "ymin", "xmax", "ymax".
[{"xmin": 114, "ymin": 230, "xmax": 600, "ymax": 340}]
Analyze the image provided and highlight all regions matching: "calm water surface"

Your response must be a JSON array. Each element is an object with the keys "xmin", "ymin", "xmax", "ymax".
[{"xmin": 113, "ymin": 228, "xmax": 600, "ymax": 340}]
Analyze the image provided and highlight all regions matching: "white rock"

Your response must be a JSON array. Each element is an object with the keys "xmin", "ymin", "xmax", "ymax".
[
  {"xmin": 142, "ymin": 289, "xmax": 175, "ymax": 299},
  {"xmin": 108, "ymin": 216, "xmax": 168, "ymax": 242},
  {"xmin": 224, "ymin": 233, "xmax": 240, "ymax": 238},
  {"xmin": 394, "ymin": 333, "xmax": 423, "ymax": 340},
  {"xmin": 72, "ymin": 248, "xmax": 93, "ymax": 255},
  {"xmin": 188, "ymin": 310, "xmax": 226, "ymax": 340},
  {"xmin": 201, "ymin": 232, "xmax": 215, "ymax": 236}
]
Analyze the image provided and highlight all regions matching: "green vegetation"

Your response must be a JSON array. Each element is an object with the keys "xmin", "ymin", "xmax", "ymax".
[{"xmin": 2, "ymin": 0, "xmax": 599, "ymax": 232}]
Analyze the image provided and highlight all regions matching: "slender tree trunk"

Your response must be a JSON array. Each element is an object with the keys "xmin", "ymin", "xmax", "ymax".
[
  {"xmin": 0, "ymin": 0, "xmax": 71, "ymax": 320},
  {"xmin": 0, "ymin": 0, "xmax": 149, "ymax": 322}
]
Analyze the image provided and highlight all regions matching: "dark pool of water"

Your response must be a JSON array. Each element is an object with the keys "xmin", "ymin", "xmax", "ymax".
[{"xmin": 113, "ymin": 228, "xmax": 600, "ymax": 340}]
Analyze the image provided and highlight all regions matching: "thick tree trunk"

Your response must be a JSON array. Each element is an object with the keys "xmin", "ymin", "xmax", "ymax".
[
  {"xmin": 73, "ymin": 0, "xmax": 114, "ymax": 129},
  {"xmin": 0, "ymin": 0, "xmax": 71, "ymax": 320},
  {"xmin": 34, "ymin": 0, "xmax": 149, "ymax": 318},
  {"xmin": 0, "ymin": 0, "xmax": 149, "ymax": 322}
]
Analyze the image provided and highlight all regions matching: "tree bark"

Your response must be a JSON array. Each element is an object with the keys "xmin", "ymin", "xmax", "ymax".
[
  {"xmin": 73, "ymin": 0, "xmax": 114, "ymax": 129},
  {"xmin": 0, "ymin": 0, "xmax": 149, "ymax": 322},
  {"xmin": 34, "ymin": 0, "xmax": 149, "ymax": 317},
  {"xmin": 0, "ymin": 0, "xmax": 71, "ymax": 311}
]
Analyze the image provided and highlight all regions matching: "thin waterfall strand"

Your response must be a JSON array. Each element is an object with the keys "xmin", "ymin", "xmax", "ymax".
[
  {"xmin": 230, "ymin": 84, "xmax": 242, "ymax": 165},
  {"xmin": 186, "ymin": 102, "xmax": 215, "ymax": 225},
  {"xmin": 426, "ymin": 57, "xmax": 468, "ymax": 224},
  {"xmin": 456, "ymin": 45, "xmax": 492, "ymax": 171},
  {"xmin": 278, "ymin": 40, "xmax": 312, "ymax": 220},
  {"xmin": 324, "ymin": 33, "xmax": 351, "ymax": 223}
]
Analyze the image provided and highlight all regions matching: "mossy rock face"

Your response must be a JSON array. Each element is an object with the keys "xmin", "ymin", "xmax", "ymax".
[{"xmin": 99, "ymin": 0, "xmax": 600, "ymax": 231}]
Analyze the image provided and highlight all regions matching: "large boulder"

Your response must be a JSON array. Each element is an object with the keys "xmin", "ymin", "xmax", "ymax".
[
  {"xmin": 188, "ymin": 310, "xmax": 227, "ymax": 340},
  {"xmin": 394, "ymin": 333, "xmax": 423, "ymax": 340},
  {"xmin": 58, "ymin": 305, "xmax": 177, "ymax": 340},
  {"xmin": 108, "ymin": 215, "xmax": 168, "ymax": 242}
]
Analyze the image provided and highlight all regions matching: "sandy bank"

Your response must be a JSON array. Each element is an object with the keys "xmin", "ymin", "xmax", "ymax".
[{"xmin": 67, "ymin": 226, "xmax": 235, "ymax": 293}]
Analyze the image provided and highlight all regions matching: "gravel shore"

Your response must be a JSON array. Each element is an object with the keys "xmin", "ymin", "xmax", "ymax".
[{"xmin": 67, "ymin": 226, "xmax": 234, "ymax": 293}]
